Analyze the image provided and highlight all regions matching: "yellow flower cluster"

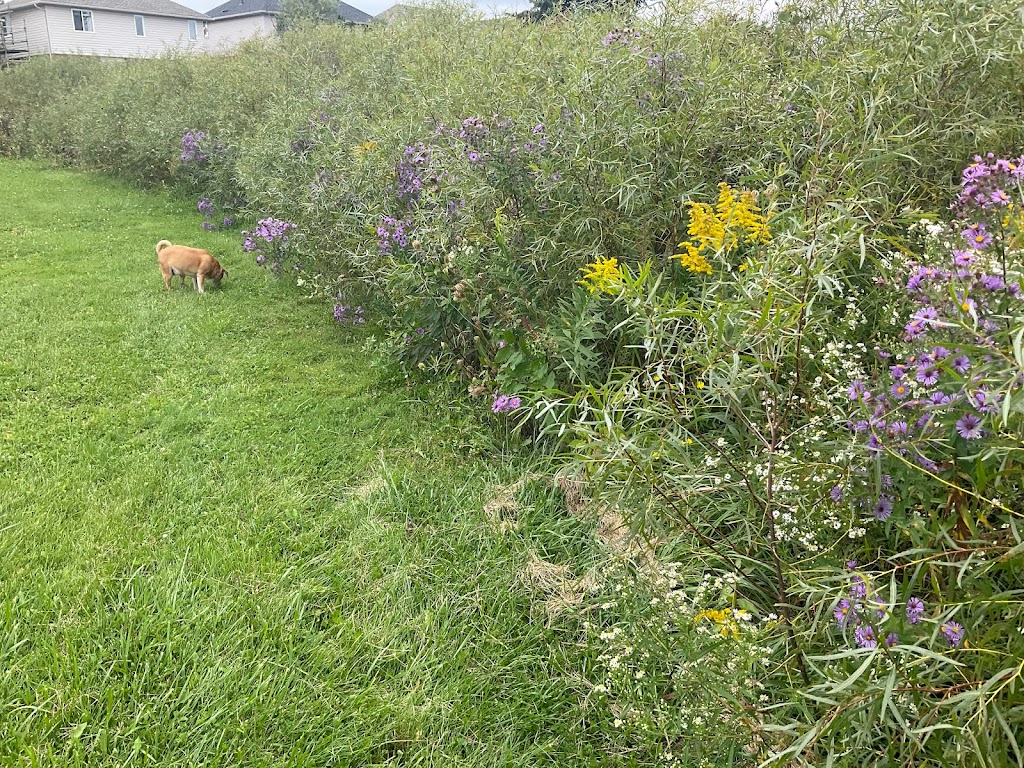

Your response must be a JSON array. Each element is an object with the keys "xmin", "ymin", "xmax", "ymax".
[
  {"xmin": 352, "ymin": 140, "xmax": 379, "ymax": 156},
  {"xmin": 694, "ymin": 607, "xmax": 750, "ymax": 638},
  {"xmin": 673, "ymin": 242, "xmax": 713, "ymax": 275},
  {"xmin": 673, "ymin": 183, "xmax": 771, "ymax": 274},
  {"xmin": 579, "ymin": 256, "xmax": 624, "ymax": 295}
]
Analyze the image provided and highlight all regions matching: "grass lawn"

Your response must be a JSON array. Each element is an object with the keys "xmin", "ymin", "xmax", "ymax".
[{"xmin": 0, "ymin": 160, "xmax": 603, "ymax": 767}]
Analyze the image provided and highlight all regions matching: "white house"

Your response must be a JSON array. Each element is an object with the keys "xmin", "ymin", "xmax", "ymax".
[
  {"xmin": 203, "ymin": 0, "xmax": 275, "ymax": 50},
  {"xmin": 0, "ymin": 0, "xmax": 209, "ymax": 60},
  {"xmin": 0, "ymin": 0, "xmax": 375, "ymax": 62}
]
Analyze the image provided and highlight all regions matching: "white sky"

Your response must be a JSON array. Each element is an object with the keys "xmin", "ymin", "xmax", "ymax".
[{"xmin": 179, "ymin": 0, "xmax": 531, "ymax": 16}]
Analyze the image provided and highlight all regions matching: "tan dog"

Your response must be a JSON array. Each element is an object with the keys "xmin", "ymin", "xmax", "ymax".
[{"xmin": 155, "ymin": 240, "xmax": 227, "ymax": 292}]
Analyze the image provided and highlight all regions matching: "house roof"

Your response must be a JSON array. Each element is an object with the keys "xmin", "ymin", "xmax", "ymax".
[
  {"xmin": 3, "ymin": 0, "xmax": 209, "ymax": 18},
  {"xmin": 205, "ymin": 0, "xmax": 373, "ymax": 24}
]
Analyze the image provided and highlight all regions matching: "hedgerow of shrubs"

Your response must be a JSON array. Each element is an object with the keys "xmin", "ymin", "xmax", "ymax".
[{"xmin": 2, "ymin": 0, "xmax": 1023, "ymax": 763}]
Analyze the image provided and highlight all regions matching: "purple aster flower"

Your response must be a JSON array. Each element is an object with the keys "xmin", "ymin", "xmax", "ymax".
[
  {"xmin": 492, "ymin": 393, "xmax": 521, "ymax": 414},
  {"xmin": 956, "ymin": 413, "xmax": 984, "ymax": 439},
  {"xmin": 990, "ymin": 189, "xmax": 1011, "ymax": 206},
  {"xmin": 866, "ymin": 435, "xmax": 883, "ymax": 455},
  {"xmin": 467, "ymin": 151, "xmax": 480, "ymax": 162},
  {"xmin": 953, "ymin": 249, "xmax": 974, "ymax": 267},
  {"xmin": 962, "ymin": 223, "xmax": 993, "ymax": 250},
  {"xmin": 201, "ymin": 221, "xmax": 215, "ymax": 231},
  {"xmin": 904, "ymin": 320, "xmax": 926, "ymax": 341},
  {"xmin": 834, "ymin": 599, "xmax": 854, "ymax": 627},
  {"xmin": 830, "ymin": 485, "xmax": 843, "ymax": 502},
  {"xmin": 885, "ymin": 632, "xmax": 899, "ymax": 648},
  {"xmin": 951, "ymin": 355, "xmax": 970, "ymax": 374},
  {"xmin": 979, "ymin": 274, "xmax": 1005, "ymax": 291},
  {"xmin": 906, "ymin": 597, "xmax": 925, "ymax": 624},
  {"xmin": 971, "ymin": 389, "xmax": 998, "ymax": 413},
  {"xmin": 890, "ymin": 364, "xmax": 906, "ymax": 380},
  {"xmin": 198, "ymin": 197, "xmax": 215, "ymax": 216},
  {"xmin": 850, "ymin": 576, "xmax": 868, "ymax": 599},
  {"xmin": 888, "ymin": 420, "xmax": 908, "ymax": 437},
  {"xmin": 847, "ymin": 381, "xmax": 866, "ymax": 400},
  {"xmin": 854, "ymin": 625, "xmax": 877, "ymax": 649},
  {"xmin": 889, "ymin": 381, "xmax": 910, "ymax": 400},
  {"xmin": 916, "ymin": 366, "xmax": 940, "ymax": 387},
  {"xmin": 940, "ymin": 621, "xmax": 964, "ymax": 647},
  {"xmin": 222, "ymin": 216, "xmax": 234, "ymax": 227},
  {"xmin": 871, "ymin": 496, "xmax": 894, "ymax": 520}
]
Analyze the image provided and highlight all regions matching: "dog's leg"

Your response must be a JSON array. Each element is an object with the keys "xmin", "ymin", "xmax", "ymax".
[
  {"xmin": 196, "ymin": 273, "xmax": 205, "ymax": 293},
  {"xmin": 161, "ymin": 266, "xmax": 173, "ymax": 290}
]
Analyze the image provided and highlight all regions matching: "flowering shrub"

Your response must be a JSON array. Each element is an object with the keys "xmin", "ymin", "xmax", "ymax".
[
  {"xmin": 550, "ymin": 162, "xmax": 1024, "ymax": 765},
  {"xmin": 243, "ymin": 217, "xmax": 297, "ymax": 273}
]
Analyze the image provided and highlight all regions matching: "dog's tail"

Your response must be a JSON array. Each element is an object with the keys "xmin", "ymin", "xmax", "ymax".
[{"xmin": 155, "ymin": 240, "xmax": 172, "ymax": 256}]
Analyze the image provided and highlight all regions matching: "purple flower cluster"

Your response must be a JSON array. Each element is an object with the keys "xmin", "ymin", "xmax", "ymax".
[
  {"xmin": 841, "ymin": 157, "xmax": 1023, "ymax": 494},
  {"xmin": 940, "ymin": 621, "xmax": 965, "ymax": 647},
  {"xmin": 394, "ymin": 142, "xmax": 435, "ymax": 207},
  {"xmin": 458, "ymin": 116, "xmax": 492, "ymax": 145},
  {"xmin": 198, "ymin": 197, "xmax": 215, "ymax": 216},
  {"xmin": 602, "ymin": 27, "xmax": 642, "ymax": 47},
  {"xmin": 333, "ymin": 304, "xmax": 365, "ymax": 325},
  {"xmin": 242, "ymin": 217, "xmax": 296, "ymax": 271},
  {"xmin": 376, "ymin": 216, "xmax": 412, "ymax": 255},
  {"xmin": 180, "ymin": 130, "xmax": 207, "ymax": 164},
  {"xmin": 906, "ymin": 597, "xmax": 925, "ymax": 624},
  {"xmin": 492, "ymin": 393, "xmax": 522, "ymax": 413},
  {"xmin": 952, "ymin": 153, "xmax": 1024, "ymax": 214},
  {"xmin": 833, "ymin": 578, "xmax": 955, "ymax": 650}
]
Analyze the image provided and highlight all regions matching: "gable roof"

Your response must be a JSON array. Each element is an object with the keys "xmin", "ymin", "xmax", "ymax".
[
  {"xmin": 205, "ymin": 0, "xmax": 373, "ymax": 24},
  {"xmin": 205, "ymin": 0, "xmax": 277, "ymax": 17},
  {"xmin": 3, "ymin": 0, "xmax": 209, "ymax": 18}
]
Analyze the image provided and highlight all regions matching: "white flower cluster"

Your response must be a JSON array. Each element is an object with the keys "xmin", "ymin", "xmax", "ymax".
[{"xmin": 582, "ymin": 564, "xmax": 771, "ymax": 764}]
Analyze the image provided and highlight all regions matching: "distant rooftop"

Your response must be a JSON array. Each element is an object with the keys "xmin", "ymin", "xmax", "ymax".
[{"xmin": 205, "ymin": 0, "xmax": 374, "ymax": 23}]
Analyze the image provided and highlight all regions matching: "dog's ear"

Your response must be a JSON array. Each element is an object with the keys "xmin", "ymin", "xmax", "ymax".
[{"xmin": 222, "ymin": 268, "xmax": 229, "ymax": 277}]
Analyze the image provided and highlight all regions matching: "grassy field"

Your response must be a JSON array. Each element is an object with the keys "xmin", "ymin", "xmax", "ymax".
[{"xmin": 0, "ymin": 160, "xmax": 603, "ymax": 767}]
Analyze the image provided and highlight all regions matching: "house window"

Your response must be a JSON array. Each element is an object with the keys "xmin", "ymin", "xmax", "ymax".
[
  {"xmin": 134, "ymin": 14, "xmax": 145, "ymax": 36},
  {"xmin": 72, "ymin": 9, "xmax": 94, "ymax": 32},
  {"xmin": 187, "ymin": 19, "xmax": 197, "ymax": 41},
  {"xmin": 0, "ymin": 16, "xmax": 9, "ymax": 37},
  {"xmin": 202, "ymin": 21, "xmax": 208, "ymax": 38}
]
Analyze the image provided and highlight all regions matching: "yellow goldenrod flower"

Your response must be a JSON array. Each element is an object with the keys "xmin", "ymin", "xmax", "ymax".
[
  {"xmin": 579, "ymin": 256, "xmax": 624, "ymax": 295},
  {"xmin": 674, "ymin": 183, "xmax": 771, "ymax": 276},
  {"xmin": 672, "ymin": 242, "xmax": 713, "ymax": 275},
  {"xmin": 695, "ymin": 608, "xmax": 740, "ymax": 638}
]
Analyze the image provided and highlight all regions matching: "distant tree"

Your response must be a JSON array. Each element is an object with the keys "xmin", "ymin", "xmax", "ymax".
[{"xmin": 278, "ymin": 0, "xmax": 338, "ymax": 30}]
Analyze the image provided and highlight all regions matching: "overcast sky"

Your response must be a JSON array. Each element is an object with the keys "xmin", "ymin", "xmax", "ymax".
[{"xmin": 179, "ymin": 0, "xmax": 531, "ymax": 17}]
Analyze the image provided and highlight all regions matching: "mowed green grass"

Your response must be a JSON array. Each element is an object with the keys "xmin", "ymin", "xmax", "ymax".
[{"xmin": 0, "ymin": 161, "xmax": 602, "ymax": 767}]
